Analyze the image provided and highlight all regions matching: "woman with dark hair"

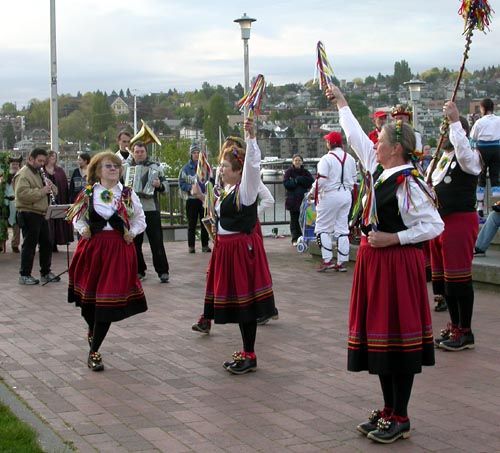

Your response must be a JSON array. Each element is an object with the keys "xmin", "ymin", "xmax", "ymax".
[
  {"xmin": 201, "ymin": 118, "xmax": 277, "ymax": 375},
  {"xmin": 67, "ymin": 151, "xmax": 147, "ymax": 372},
  {"xmin": 283, "ymin": 154, "xmax": 314, "ymax": 246},
  {"xmin": 44, "ymin": 150, "xmax": 73, "ymax": 250},
  {"xmin": 326, "ymin": 85, "xmax": 444, "ymax": 444},
  {"xmin": 69, "ymin": 152, "xmax": 91, "ymax": 202}
]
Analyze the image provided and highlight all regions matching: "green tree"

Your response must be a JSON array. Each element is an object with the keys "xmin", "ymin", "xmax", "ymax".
[
  {"xmin": 2, "ymin": 102, "xmax": 17, "ymax": 116},
  {"xmin": 391, "ymin": 60, "xmax": 412, "ymax": 90},
  {"xmin": 59, "ymin": 110, "xmax": 89, "ymax": 142},
  {"xmin": 193, "ymin": 106, "xmax": 205, "ymax": 129},
  {"xmin": 2, "ymin": 123, "xmax": 16, "ymax": 148},
  {"xmin": 427, "ymin": 136, "xmax": 437, "ymax": 147},
  {"xmin": 156, "ymin": 137, "xmax": 191, "ymax": 177},
  {"xmin": 204, "ymin": 94, "xmax": 228, "ymax": 152},
  {"xmin": 26, "ymin": 99, "xmax": 50, "ymax": 130},
  {"xmin": 294, "ymin": 121, "xmax": 308, "ymax": 137},
  {"xmin": 348, "ymin": 96, "xmax": 371, "ymax": 132},
  {"xmin": 365, "ymin": 75, "xmax": 376, "ymax": 85},
  {"xmin": 90, "ymin": 91, "xmax": 115, "ymax": 139}
]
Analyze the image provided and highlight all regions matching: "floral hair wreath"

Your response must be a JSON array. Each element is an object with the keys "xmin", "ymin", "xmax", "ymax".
[
  {"xmin": 225, "ymin": 136, "xmax": 245, "ymax": 149},
  {"xmin": 395, "ymin": 120, "xmax": 403, "ymax": 144},
  {"xmin": 231, "ymin": 148, "xmax": 245, "ymax": 168},
  {"xmin": 395, "ymin": 120, "xmax": 422, "ymax": 162}
]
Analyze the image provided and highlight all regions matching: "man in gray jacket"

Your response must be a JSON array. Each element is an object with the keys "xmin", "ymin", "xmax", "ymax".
[{"xmin": 131, "ymin": 141, "xmax": 170, "ymax": 283}]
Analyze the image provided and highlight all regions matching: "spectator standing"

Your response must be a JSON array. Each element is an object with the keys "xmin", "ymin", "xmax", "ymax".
[
  {"xmin": 13, "ymin": 148, "xmax": 60, "ymax": 285},
  {"xmin": 283, "ymin": 154, "xmax": 314, "ymax": 246},
  {"xmin": 131, "ymin": 141, "xmax": 170, "ymax": 283},
  {"xmin": 470, "ymin": 98, "xmax": 500, "ymax": 216},
  {"xmin": 4, "ymin": 156, "xmax": 22, "ymax": 253},
  {"xmin": 178, "ymin": 142, "xmax": 211, "ymax": 253},
  {"xmin": 44, "ymin": 151, "xmax": 74, "ymax": 251},
  {"xmin": 69, "ymin": 153, "xmax": 90, "ymax": 202},
  {"xmin": 421, "ymin": 144, "xmax": 433, "ymax": 173}
]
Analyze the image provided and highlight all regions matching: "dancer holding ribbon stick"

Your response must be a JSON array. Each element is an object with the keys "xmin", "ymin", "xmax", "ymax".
[{"xmin": 326, "ymin": 83, "xmax": 443, "ymax": 444}]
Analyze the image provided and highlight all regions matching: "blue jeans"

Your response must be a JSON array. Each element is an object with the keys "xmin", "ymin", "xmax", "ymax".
[{"xmin": 475, "ymin": 211, "xmax": 500, "ymax": 252}]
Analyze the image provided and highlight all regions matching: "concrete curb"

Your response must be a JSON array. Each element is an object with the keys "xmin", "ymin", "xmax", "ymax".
[{"xmin": 0, "ymin": 378, "xmax": 73, "ymax": 453}]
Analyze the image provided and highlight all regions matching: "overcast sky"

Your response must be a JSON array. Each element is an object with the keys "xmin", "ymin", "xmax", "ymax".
[{"xmin": 1, "ymin": 0, "xmax": 498, "ymax": 107}]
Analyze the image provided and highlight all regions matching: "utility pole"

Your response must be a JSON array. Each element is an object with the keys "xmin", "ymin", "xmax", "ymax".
[{"xmin": 49, "ymin": 0, "xmax": 59, "ymax": 152}]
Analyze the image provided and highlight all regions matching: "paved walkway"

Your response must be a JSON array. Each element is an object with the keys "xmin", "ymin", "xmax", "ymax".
[{"xmin": 1, "ymin": 238, "xmax": 499, "ymax": 452}]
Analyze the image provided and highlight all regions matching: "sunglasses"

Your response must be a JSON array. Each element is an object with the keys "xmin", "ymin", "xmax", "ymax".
[{"xmin": 103, "ymin": 163, "xmax": 120, "ymax": 170}]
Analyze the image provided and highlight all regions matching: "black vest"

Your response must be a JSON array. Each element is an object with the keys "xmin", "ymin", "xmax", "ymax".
[
  {"xmin": 373, "ymin": 170, "xmax": 407, "ymax": 234},
  {"xmin": 88, "ymin": 197, "xmax": 125, "ymax": 234},
  {"xmin": 219, "ymin": 191, "xmax": 258, "ymax": 234},
  {"xmin": 434, "ymin": 156, "xmax": 477, "ymax": 216}
]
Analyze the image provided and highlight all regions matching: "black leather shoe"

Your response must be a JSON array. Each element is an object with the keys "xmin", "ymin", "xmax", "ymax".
[
  {"xmin": 88, "ymin": 351, "xmax": 104, "ymax": 371},
  {"xmin": 434, "ymin": 295, "xmax": 447, "ymax": 312},
  {"xmin": 223, "ymin": 351, "xmax": 257, "ymax": 374},
  {"xmin": 357, "ymin": 409, "xmax": 386, "ymax": 436},
  {"xmin": 223, "ymin": 351, "xmax": 243, "ymax": 370},
  {"xmin": 440, "ymin": 330, "xmax": 474, "ymax": 351},
  {"xmin": 367, "ymin": 418, "xmax": 410, "ymax": 444},
  {"xmin": 226, "ymin": 358, "xmax": 257, "ymax": 375},
  {"xmin": 192, "ymin": 316, "xmax": 211, "ymax": 334},
  {"xmin": 434, "ymin": 323, "xmax": 455, "ymax": 347}
]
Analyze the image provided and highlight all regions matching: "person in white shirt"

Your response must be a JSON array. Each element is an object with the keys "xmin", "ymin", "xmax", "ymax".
[
  {"xmin": 429, "ymin": 102, "xmax": 481, "ymax": 352},
  {"xmin": 115, "ymin": 130, "xmax": 133, "ymax": 165},
  {"xmin": 470, "ymin": 97, "xmax": 500, "ymax": 207},
  {"xmin": 309, "ymin": 131, "xmax": 357, "ymax": 272},
  {"xmin": 326, "ymin": 84, "xmax": 444, "ymax": 445},
  {"xmin": 67, "ymin": 151, "xmax": 147, "ymax": 372},
  {"xmin": 199, "ymin": 119, "xmax": 277, "ymax": 375}
]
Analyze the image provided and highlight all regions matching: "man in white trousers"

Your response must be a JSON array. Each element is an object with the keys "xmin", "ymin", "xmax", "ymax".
[{"xmin": 309, "ymin": 131, "xmax": 357, "ymax": 272}]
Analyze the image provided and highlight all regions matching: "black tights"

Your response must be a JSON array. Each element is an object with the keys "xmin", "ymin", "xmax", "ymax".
[
  {"xmin": 446, "ymin": 287, "xmax": 474, "ymax": 330},
  {"xmin": 83, "ymin": 310, "xmax": 111, "ymax": 353},
  {"xmin": 239, "ymin": 321, "xmax": 257, "ymax": 353},
  {"xmin": 378, "ymin": 373, "xmax": 415, "ymax": 418}
]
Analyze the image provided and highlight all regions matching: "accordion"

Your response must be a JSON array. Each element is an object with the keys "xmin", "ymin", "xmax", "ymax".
[{"xmin": 124, "ymin": 165, "xmax": 159, "ymax": 196}]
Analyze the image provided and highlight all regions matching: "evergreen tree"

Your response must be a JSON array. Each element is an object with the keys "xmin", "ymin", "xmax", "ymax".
[
  {"xmin": 90, "ymin": 91, "xmax": 115, "ymax": 139},
  {"xmin": 2, "ymin": 123, "xmax": 16, "ymax": 149},
  {"xmin": 204, "ymin": 94, "xmax": 229, "ymax": 153},
  {"xmin": 1, "ymin": 102, "xmax": 17, "ymax": 116}
]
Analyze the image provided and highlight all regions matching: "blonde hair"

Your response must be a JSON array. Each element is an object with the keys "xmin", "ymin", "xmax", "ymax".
[{"xmin": 87, "ymin": 151, "xmax": 123, "ymax": 185}]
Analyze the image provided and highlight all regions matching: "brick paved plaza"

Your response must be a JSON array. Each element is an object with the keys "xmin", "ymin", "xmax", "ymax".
[{"xmin": 1, "ymin": 238, "xmax": 499, "ymax": 452}]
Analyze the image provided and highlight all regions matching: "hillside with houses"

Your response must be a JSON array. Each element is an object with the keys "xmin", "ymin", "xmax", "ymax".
[{"xmin": 2, "ymin": 62, "xmax": 500, "ymax": 169}]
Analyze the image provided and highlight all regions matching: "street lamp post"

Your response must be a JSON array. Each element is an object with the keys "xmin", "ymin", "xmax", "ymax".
[
  {"xmin": 234, "ymin": 13, "xmax": 256, "ymax": 121},
  {"xmin": 403, "ymin": 79, "xmax": 426, "ymax": 132}
]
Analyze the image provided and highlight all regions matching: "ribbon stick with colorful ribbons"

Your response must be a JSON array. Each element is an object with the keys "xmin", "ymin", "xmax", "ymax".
[
  {"xmin": 195, "ymin": 148, "xmax": 215, "ymax": 217},
  {"xmin": 236, "ymin": 74, "xmax": 266, "ymax": 118},
  {"xmin": 426, "ymin": 0, "xmax": 493, "ymax": 183},
  {"xmin": 315, "ymin": 41, "xmax": 335, "ymax": 90}
]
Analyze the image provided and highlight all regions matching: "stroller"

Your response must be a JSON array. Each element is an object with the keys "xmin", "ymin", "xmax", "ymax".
[{"xmin": 296, "ymin": 196, "xmax": 317, "ymax": 253}]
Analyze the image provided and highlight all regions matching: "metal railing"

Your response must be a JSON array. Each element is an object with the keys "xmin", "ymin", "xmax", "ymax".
[{"xmin": 160, "ymin": 179, "xmax": 288, "ymax": 229}]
